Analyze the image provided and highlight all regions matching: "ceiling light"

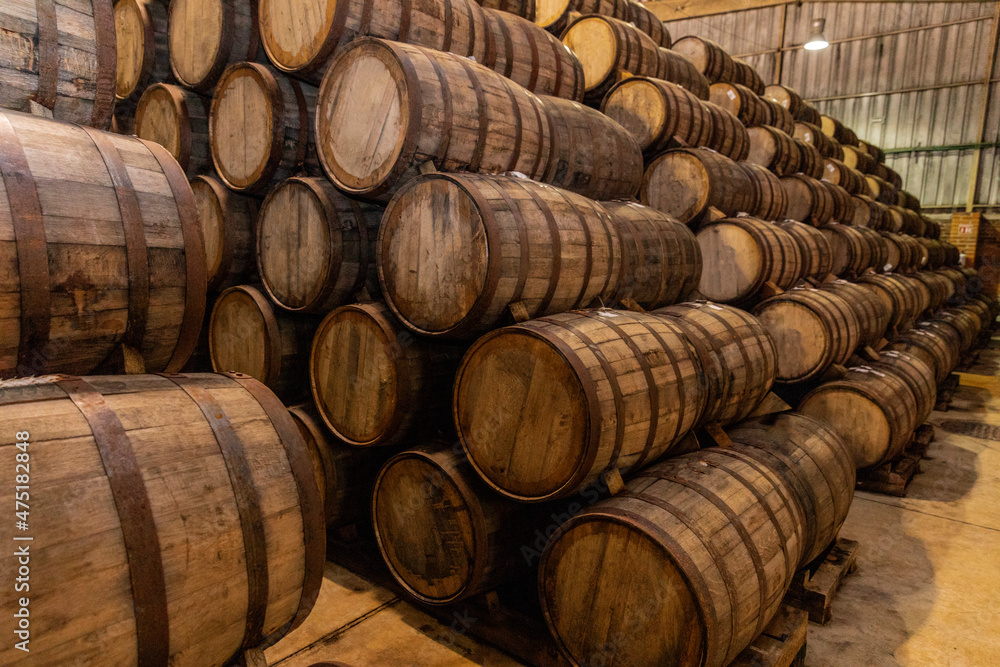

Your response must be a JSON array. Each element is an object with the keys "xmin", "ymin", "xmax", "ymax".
[{"xmin": 805, "ymin": 18, "xmax": 829, "ymax": 51}]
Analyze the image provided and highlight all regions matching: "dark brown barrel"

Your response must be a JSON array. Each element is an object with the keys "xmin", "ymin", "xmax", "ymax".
[
  {"xmin": 820, "ymin": 223, "xmax": 874, "ymax": 278},
  {"xmin": 937, "ymin": 268, "xmax": 968, "ymax": 301},
  {"xmin": 882, "ymin": 164, "xmax": 903, "ymax": 190},
  {"xmin": 865, "ymin": 174, "xmax": 898, "ymax": 206},
  {"xmin": 919, "ymin": 239, "xmax": 948, "ymax": 270},
  {"xmin": 924, "ymin": 218, "xmax": 942, "ymax": 240},
  {"xmin": 936, "ymin": 308, "xmax": 980, "ymax": 352},
  {"xmin": 759, "ymin": 96, "xmax": 796, "ymax": 134},
  {"xmin": 753, "ymin": 288, "xmax": 861, "ymax": 383},
  {"xmin": 820, "ymin": 115, "xmax": 857, "ymax": 146},
  {"xmin": 672, "ymin": 35, "xmax": 736, "ymax": 83},
  {"xmin": 695, "ymin": 218, "xmax": 802, "ymax": 304},
  {"xmin": 727, "ymin": 412, "xmax": 856, "ymax": 566},
  {"xmin": 539, "ymin": 446, "xmax": 804, "ymax": 667},
  {"xmin": 257, "ymin": 177, "xmax": 383, "ymax": 314},
  {"xmin": 480, "ymin": 0, "xmax": 536, "ymax": 20},
  {"xmin": 733, "ymin": 58, "xmax": 766, "ymax": 95},
  {"xmin": 378, "ymin": 173, "xmax": 621, "ymax": 338},
  {"xmin": 627, "ymin": 0, "xmax": 672, "ymax": 48},
  {"xmin": 310, "ymin": 302, "xmax": 463, "ymax": 447},
  {"xmin": 796, "ymin": 102, "xmax": 822, "ymax": 125},
  {"xmin": 778, "ymin": 220, "xmax": 835, "ymax": 279},
  {"xmin": 454, "ymin": 309, "xmax": 707, "ymax": 500},
  {"xmin": 604, "ymin": 201, "xmax": 702, "ymax": 308},
  {"xmin": 841, "ymin": 145, "xmax": 876, "ymax": 174},
  {"xmin": 823, "ymin": 158, "xmax": 866, "ymax": 195},
  {"xmin": 856, "ymin": 225, "xmax": 890, "ymax": 273},
  {"xmin": 541, "ymin": 95, "xmax": 644, "ymax": 200},
  {"xmin": 764, "ymin": 84, "xmax": 803, "ymax": 117},
  {"xmin": 858, "ymin": 273, "xmax": 922, "ymax": 333},
  {"xmin": 642, "ymin": 148, "xmax": 754, "ymax": 224},
  {"xmin": 191, "ymin": 174, "xmax": 258, "ymax": 292},
  {"xmin": 536, "ymin": 0, "xmax": 631, "ymax": 36},
  {"xmin": 702, "ymin": 101, "xmax": 751, "ymax": 161},
  {"xmin": 794, "ymin": 137, "xmax": 826, "ymax": 179},
  {"xmin": 819, "ymin": 179, "xmax": 853, "ymax": 224},
  {"xmin": 913, "ymin": 271, "xmax": 952, "ymax": 310},
  {"xmin": 709, "ymin": 82, "xmax": 769, "ymax": 126},
  {"xmin": 660, "ymin": 47, "xmax": 712, "ymax": 99},
  {"xmin": 782, "ymin": 174, "xmax": 835, "ymax": 226},
  {"xmin": 169, "ymin": 0, "xmax": 262, "ymax": 92},
  {"xmin": 885, "ymin": 327, "xmax": 959, "ymax": 384},
  {"xmin": 851, "ymin": 194, "xmax": 889, "ymax": 230},
  {"xmin": 373, "ymin": 445, "xmax": 539, "ymax": 604},
  {"xmin": 654, "ymin": 302, "xmax": 777, "ymax": 425},
  {"xmin": 602, "ymin": 77, "xmax": 712, "ymax": 155},
  {"xmin": 821, "ymin": 279, "xmax": 890, "ymax": 347},
  {"xmin": 896, "ymin": 189, "xmax": 921, "ymax": 211},
  {"xmin": 794, "ymin": 121, "xmax": 842, "ymax": 160},
  {"xmin": 746, "ymin": 126, "xmax": 800, "ymax": 176},
  {"xmin": 942, "ymin": 241, "xmax": 961, "ymax": 265},
  {"xmin": 858, "ymin": 140, "xmax": 886, "ymax": 164},
  {"xmin": 872, "ymin": 350, "xmax": 936, "ymax": 424},
  {"xmin": 135, "ymin": 83, "xmax": 211, "ymax": 177},
  {"xmin": 799, "ymin": 365, "xmax": 918, "ymax": 468},
  {"xmin": 743, "ymin": 162, "xmax": 790, "ymax": 221}
]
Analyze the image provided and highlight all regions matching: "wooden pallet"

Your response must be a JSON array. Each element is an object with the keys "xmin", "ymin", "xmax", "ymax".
[
  {"xmin": 908, "ymin": 423, "xmax": 935, "ymax": 459},
  {"xmin": 730, "ymin": 606, "xmax": 808, "ymax": 667},
  {"xmin": 934, "ymin": 373, "xmax": 961, "ymax": 412},
  {"xmin": 784, "ymin": 538, "xmax": 860, "ymax": 625},
  {"xmin": 856, "ymin": 451, "xmax": 922, "ymax": 497}
]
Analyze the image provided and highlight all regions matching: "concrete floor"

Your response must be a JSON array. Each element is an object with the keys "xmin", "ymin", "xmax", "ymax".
[{"xmin": 267, "ymin": 344, "xmax": 1000, "ymax": 667}]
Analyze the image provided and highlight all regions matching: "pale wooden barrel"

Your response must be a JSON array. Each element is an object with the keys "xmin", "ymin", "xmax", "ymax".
[
  {"xmin": 660, "ymin": 48, "xmax": 712, "ymax": 99},
  {"xmin": 454, "ymin": 309, "xmax": 707, "ymax": 500},
  {"xmin": 535, "ymin": 0, "xmax": 630, "ymax": 35},
  {"xmin": 743, "ymin": 162, "xmax": 790, "ymax": 221},
  {"xmin": 695, "ymin": 217, "xmax": 802, "ymax": 304},
  {"xmin": 858, "ymin": 139, "xmax": 886, "ymax": 163},
  {"xmin": 561, "ymin": 15, "xmax": 667, "ymax": 103},
  {"xmin": 209, "ymin": 62, "xmax": 318, "ymax": 195},
  {"xmin": 799, "ymin": 365, "xmax": 918, "ymax": 468},
  {"xmin": 778, "ymin": 220, "xmax": 835, "ymax": 280},
  {"xmin": 601, "ymin": 77, "xmax": 712, "ymax": 155},
  {"xmin": 851, "ymin": 194, "xmax": 889, "ymax": 230},
  {"xmin": 702, "ymin": 100, "xmax": 750, "ymax": 160},
  {"xmin": 259, "ymin": 0, "xmax": 489, "ymax": 85},
  {"xmin": 0, "ymin": 0, "xmax": 115, "ymax": 128},
  {"xmin": 782, "ymin": 174, "xmax": 835, "ymax": 226},
  {"xmin": 821, "ymin": 279, "xmax": 891, "ymax": 347},
  {"xmin": 764, "ymin": 84, "xmax": 803, "ymax": 116},
  {"xmin": 823, "ymin": 157, "xmax": 866, "ymax": 195},
  {"xmin": 191, "ymin": 175, "xmax": 258, "ymax": 292},
  {"xmin": 866, "ymin": 174, "xmax": 897, "ymax": 206},
  {"xmin": 820, "ymin": 223, "xmax": 875, "ymax": 277},
  {"xmin": 794, "ymin": 137, "xmax": 826, "ymax": 179},
  {"xmin": 539, "ymin": 446, "xmax": 804, "ymax": 667},
  {"xmin": 884, "ymin": 327, "xmax": 958, "ymax": 384},
  {"xmin": 603, "ymin": 201, "xmax": 702, "ymax": 308},
  {"xmin": 753, "ymin": 288, "xmax": 861, "ymax": 383},
  {"xmin": 642, "ymin": 148, "xmax": 754, "ymax": 225},
  {"xmin": 873, "ymin": 350, "xmax": 936, "ymax": 424},
  {"xmin": 727, "ymin": 412, "xmax": 856, "ymax": 566},
  {"xmin": 654, "ymin": 302, "xmax": 777, "ymax": 425},
  {"xmin": 541, "ymin": 95, "xmax": 644, "ymax": 200},
  {"xmin": 709, "ymin": 82, "xmax": 768, "ymax": 126},
  {"xmin": 672, "ymin": 35, "xmax": 736, "ymax": 83},
  {"xmin": 820, "ymin": 115, "xmax": 857, "ymax": 146},
  {"xmin": 256, "ymin": 177, "xmax": 383, "ymax": 314},
  {"xmin": 0, "ymin": 109, "xmax": 206, "ymax": 377},
  {"xmin": 115, "ymin": 0, "xmax": 170, "ymax": 104},
  {"xmin": 209, "ymin": 285, "xmax": 320, "ymax": 400},
  {"xmin": 315, "ymin": 38, "xmax": 551, "ymax": 201},
  {"xmin": 289, "ymin": 403, "xmax": 390, "ymax": 528},
  {"xmin": 627, "ymin": 0, "xmax": 671, "ymax": 48},
  {"xmin": 309, "ymin": 302, "xmax": 463, "ymax": 447},
  {"xmin": 135, "ymin": 83, "xmax": 211, "ymax": 177},
  {"xmin": 0, "ymin": 372, "xmax": 323, "ymax": 666},
  {"xmin": 483, "ymin": 9, "xmax": 585, "ymax": 100},
  {"xmin": 858, "ymin": 273, "xmax": 921, "ymax": 333},
  {"xmin": 373, "ymin": 445, "xmax": 538, "ymax": 604},
  {"xmin": 169, "ymin": 0, "xmax": 261, "ymax": 92},
  {"xmin": 378, "ymin": 173, "xmax": 620, "ymax": 338},
  {"xmin": 746, "ymin": 125, "xmax": 800, "ymax": 176},
  {"xmin": 841, "ymin": 145, "xmax": 876, "ymax": 173},
  {"xmin": 794, "ymin": 121, "xmax": 842, "ymax": 160}
]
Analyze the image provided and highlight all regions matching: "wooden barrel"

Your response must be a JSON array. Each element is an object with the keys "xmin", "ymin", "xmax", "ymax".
[
  {"xmin": 962, "ymin": 267, "xmax": 985, "ymax": 295},
  {"xmin": 539, "ymin": 446, "xmax": 804, "ymax": 667},
  {"xmin": 823, "ymin": 158, "xmax": 866, "ymax": 195},
  {"xmin": 746, "ymin": 126, "xmax": 800, "ymax": 176},
  {"xmin": 379, "ymin": 173, "xmax": 621, "ymax": 338},
  {"xmin": 454, "ymin": 309, "xmax": 707, "ymax": 500},
  {"xmin": 535, "ymin": 0, "xmax": 630, "ymax": 35},
  {"xmin": 701, "ymin": 101, "xmax": 750, "ymax": 161},
  {"xmin": 209, "ymin": 285, "xmax": 320, "ymax": 400},
  {"xmin": 794, "ymin": 137, "xmax": 826, "ymax": 179},
  {"xmin": 856, "ymin": 225, "xmax": 890, "ymax": 273},
  {"xmin": 695, "ymin": 217, "xmax": 801, "ymax": 304},
  {"xmin": 672, "ymin": 35, "xmax": 736, "ymax": 84},
  {"xmin": 484, "ymin": 9, "xmax": 585, "ymax": 100},
  {"xmin": 289, "ymin": 403, "xmax": 390, "ymax": 529},
  {"xmin": 960, "ymin": 301, "xmax": 992, "ymax": 342},
  {"xmin": 479, "ymin": 0, "xmax": 537, "ymax": 19},
  {"xmin": 561, "ymin": 15, "xmax": 666, "ymax": 103},
  {"xmin": 0, "ymin": 1, "xmax": 115, "ymax": 128},
  {"xmin": 258, "ymin": 0, "xmax": 488, "ymax": 85},
  {"xmin": 733, "ymin": 58, "xmax": 766, "ymax": 95},
  {"xmin": 858, "ymin": 139, "xmax": 886, "ymax": 164},
  {"xmin": 642, "ymin": 148, "xmax": 754, "ymax": 224},
  {"xmin": 654, "ymin": 302, "xmax": 777, "ymax": 425},
  {"xmin": 821, "ymin": 279, "xmax": 890, "ymax": 347},
  {"xmin": 0, "ymin": 110, "xmax": 206, "ymax": 377},
  {"xmin": 753, "ymin": 288, "xmax": 861, "ymax": 383},
  {"xmin": 256, "ymin": 178, "xmax": 383, "ymax": 314},
  {"xmin": 880, "ymin": 233, "xmax": 909, "ymax": 272},
  {"xmin": 169, "ymin": 0, "xmax": 261, "ymax": 92},
  {"xmin": 896, "ymin": 189, "xmax": 921, "ymax": 211},
  {"xmin": 210, "ymin": 62, "xmax": 318, "ymax": 194},
  {"xmin": 660, "ymin": 48, "xmax": 712, "ymax": 100},
  {"xmin": 727, "ymin": 412, "xmax": 855, "ymax": 566},
  {"xmin": 820, "ymin": 115, "xmax": 856, "ymax": 145},
  {"xmin": 885, "ymin": 327, "xmax": 958, "ymax": 384},
  {"xmin": 941, "ymin": 240, "xmax": 961, "ymax": 266},
  {"xmin": 924, "ymin": 218, "xmax": 942, "ymax": 239},
  {"xmin": 373, "ymin": 445, "xmax": 541, "ymax": 605},
  {"xmin": 795, "ymin": 103, "xmax": 822, "ymax": 125},
  {"xmin": 882, "ymin": 164, "xmax": 903, "ymax": 190},
  {"xmin": 865, "ymin": 174, "xmax": 898, "ymax": 206},
  {"xmin": 781, "ymin": 174, "xmax": 835, "ymax": 227},
  {"xmin": 858, "ymin": 273, "xmax": 921, "ymax": 333},
  {"xmin": 114, "ymin": 0, "xmax": 170, "ymax": 104},
  {"xmin": 936, "ymin": 308, "xmax": 980, "ymax": 352},
  {"xmin": 316, "ymin": 38, "xmax": 551, "ymax": 201},
  {"xmin": 937, "ymin": 267, "xmax": 968, "ymax": 301},
  {"xmin": 310, "ymin": 302, "xmax": 463, "ymax": 447},
  {"xmin": 819, "ymin": 179, "xmax": 853, "ymax": 224},
  {"xmin": 799, "ymin": 365, "xmax": 919, "ymax": 468},
  {"xmin": 540, "ymin": 95, "xmax": 643, "ymax": 200},
  {"xmin": 742, "ymin": 162, "xmax": 790, "ymax": 221},
  {"xmin": 851, "ymin": 194, "xmax": 888, "ymax": 230},
  {"xmin": 601, "ymin": 77, "xmax": 712, "ymax": 155},
  {"xmin": 135, "ymin": 83, "xmax": 211, "ymax": 177},
  {"xmin": 821, "ymin": 223, "xmax": 874, "ymax": 278},
  {"xmin": 759, "ymin": 96, "xmax": 796, "ymax": 134},
  {"xmin": 627, "ymin": 0, "xmax": 671, "ymax": 48},
  {"xmin": 603, "ymin": 201, "xmax": 702, "ymax": 308},
  {"xmin": 873, "ymin": 350, "xmax": 936, "ymax": 424},
  {"xmin": 841, "ymin": 145, "xmax": 876, "ymax": 174},
  {"xmin": 709, "ymin": 82, "xmax": 768, "ymax": 127},
  {"xmin": 0, "ymin": 373, "xmax": 323, "ymax": 666},
  {"xmin": 778, "ymin": 220, "xmax": 834, "ymax": 280},
  {"xmin": 191, "ymin": 175, "xmax": 258, "ymax": 292},
  {"xmin": 794, "ymin": 121, "xmax": 842, "ymax": 159},
  {"xmin": 764, "ymin": 84, "xmax": 803, "ymax": 115},
  {"xmin": 913, "ymin": 271, "xmax": 951, "ymax": 311}
]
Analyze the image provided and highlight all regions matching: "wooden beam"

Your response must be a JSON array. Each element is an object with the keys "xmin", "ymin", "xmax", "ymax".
[{"xmin": 648, "ymin": 0, "xmax": 993, "ymax": 23}]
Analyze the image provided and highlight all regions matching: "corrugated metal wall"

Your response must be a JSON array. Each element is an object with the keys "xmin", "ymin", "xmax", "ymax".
[{"xmin": 664, "ymin": 1, "xmax": 1000, "ymax": 217}]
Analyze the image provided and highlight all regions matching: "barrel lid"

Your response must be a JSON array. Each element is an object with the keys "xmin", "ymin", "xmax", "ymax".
[
  {"xmin": 696, "ymin": 222, "xmax": 763, "ymax": 303},
  {"xmin": 642, "ymin": 150, "xmax": 711, "ymax": 224},
  {"xmin": 799, "ymin": 385, "xmax": 892, "ymax": 468},
  {"xmin": 535, "ymin": 0, "xmax": 572, "ymax": 29},
  {"xmin": 135, "ymin": 84, "xmax": 188, "ymax": 167},
  {"xmin": 209, "ymin": 285, "xmax": 282, "ymax": 387},
  {"xmin": 259, "ymin": 0, "xmax": 338, "ymax": 74},
  {"xmin": 114, "ymin": 0, "xmax": 152, "ymax": 100},
  {"xmin": 562, "ymin": 16, "xmax": 618, "ymax": 92},
  {"xmin": 754, "ymin": 298, "xmax": 829, "ymax": 383},
  {"xmin": 602, "ymin": 78, "xmax": 667, "ymax": 153},
  {"xmin": 169, "ymin": 0, "xmax": 225, "ymax": 88}
]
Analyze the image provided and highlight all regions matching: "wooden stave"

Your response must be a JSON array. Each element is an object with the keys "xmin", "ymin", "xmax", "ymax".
[
  {"xmin": 169, "ymin": 0, "xmax": 262, "ymax": 93},
  {"xmin": 708, "ymin": 82, "xmax": 768, "ymax": 127},
  {"xmin": 135, "ymin": 83, "xmax": 212, "ymax": 177},
  {"xmin": 0, "ymin": 372, "xmax": 323, "ymax": 665},
  {"xmin": 851, "ymin": 194, "xmax": 888, "ymax": 230},
  {"xmin": 536, "ymin": 0, "xmax": 631, "ymax": 35},
  {"xmin": 795, "ymin": 103, "xmax": 822, "ymax": 126},
  {"xmin": 912, "ymin": 271, "xmax": 951, "ymax": 311},
  {"xmin": 763, "ymin": 84, "xmax": 803, "ymax": 116},
  {"xmin": 746, "ymin": 126, "xmax": 800, "ymax": 176},
  {"xmin": 793, "ymin": 137, "xmax": 825, "ymax": 179},
  {"xmin": 115, "ymin": 0, "xmax": 171, "ymax": 104},
  {"xmin": 841, "ymin": 145, "xmax": 876, "ymax": 174},
  {"xmin": 871, "ymin": 350, "xmax": 936, "ymax": 425},
  {"xmin": 858, "ymin": 140, "xmax": 886, "ymax": 164},
  {"xmin": 818, "ymin": 179, "xmax": 853, "ymax": 224},
  {"xmin": 821, "ymin": 279, "xmax": 890, "ymax": 348},
  {"xmin": 777, "ymin": 220, "xmax": 834, "ymax": 280},
  {"xmin": 884, "ymin": 327, "xmax": 958, "ymax": 384},
  {"xmin": 742, "ymin": 163, "xmax": 790, "ymax": 221},
  {"xmin": 701, "ymin": 101, "xmax": 751, "ymax": 161},
  {"xmin": 819, "ymin": 115, "xmax": 857, "ymax": 146},
  {"xmin": 854, "ymin": 225, "xmax": 890, "ymax": 274},
  {"xmin": 794, "ymin": 121, "xmax": 842, "ymax": 160},
  {"xmin": 857, "ymin": 273, "xmax": 921, "ymax": 333},
  {"xmin": 671, "ymin": 35, "xmax": 736, "ymax": 84},
  {"xmin": 822, "ymin": 157, "xmax": 864, "ymax": 195},
  {"xmin": 641, "ymin": 148, "xmax": 755, "ymax": 225},
  {"xmin": 601, "ymin": 77, "xmax": 712, "ymax": 155},
  {"xmin": 820, "ymin": 223, "xmax": 873, "ymax": 278},
  {"xmin": 477, "ymin": 0, "xmax": 537, "ymax": 19},
  {"xmin": 781, "ymin": 174, "xmax": 834, "ymax": 227},
  {"xmin": 627, "ymin": 0, "xmax": 672, "ymax": 48},
  {"xmin": 935, "ymin": 308, "xmax": 980, "ymax": 352},
  {"xmin": 937, "ymin": 267, "xmax": 968, "ymax": 301},
  {"xmin": 759, "ymin": 96, "xmax": 796, "ymax": 135},
  {"xmin": 659, "ymin": 48, "xmax": 712, "ymax": 100},
  {"xmin": 733, "ymin": 58, "xmax": 765, "ymax": 95},
  {"xmin": 190, "ymin": 174, "xmax": 259, "ymax": 292},
  {"xmin": 454, "ymin": 309, "xmax": 708, "ymax": 501}
]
